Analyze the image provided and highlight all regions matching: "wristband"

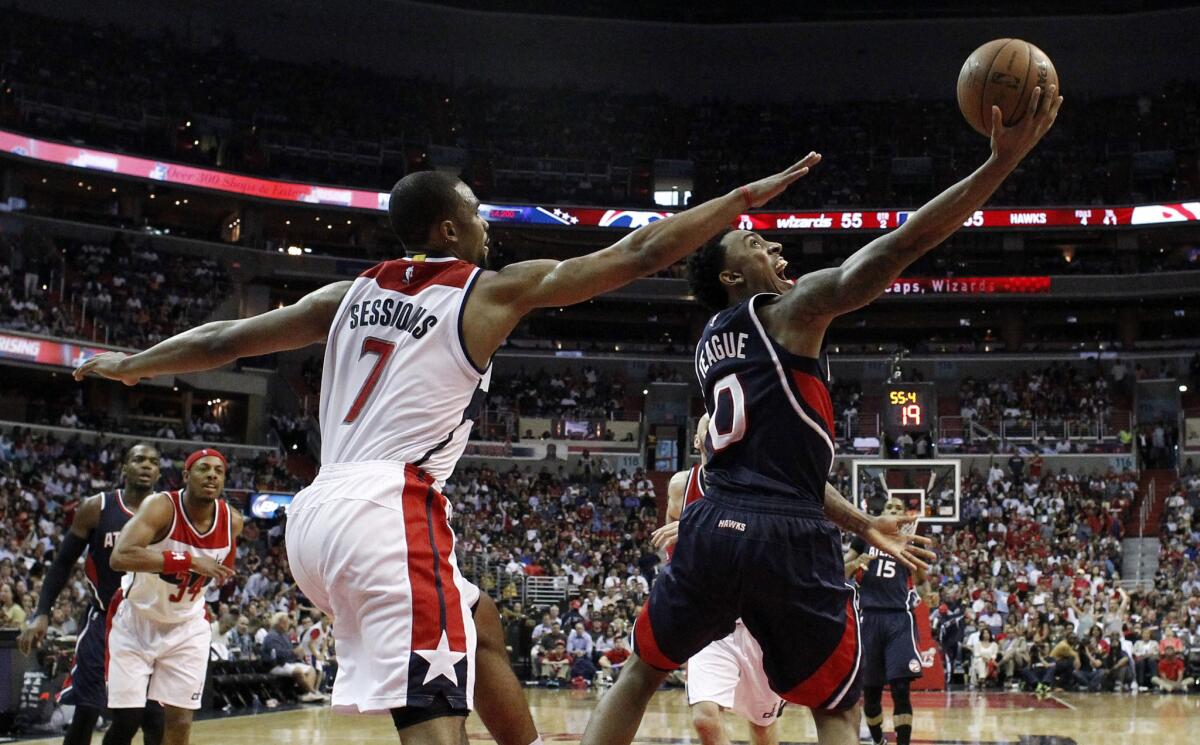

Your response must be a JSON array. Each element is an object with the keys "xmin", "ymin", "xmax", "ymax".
[
  {"xmin": 162, "ymin": 550, "xmax": 193, "ymax": 575},
  {"xmin": 738, "ymin": 185, "xmax": 753, "ymax": 209}
]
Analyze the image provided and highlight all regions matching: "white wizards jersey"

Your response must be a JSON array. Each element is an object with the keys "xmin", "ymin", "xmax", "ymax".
[
  {"xmin": 319, "ymin": 256, "xmax": 492, "ymax": 486},
  {"xmin": 120, "ymin": 491, "xmax": 235, "ymax": 624}
]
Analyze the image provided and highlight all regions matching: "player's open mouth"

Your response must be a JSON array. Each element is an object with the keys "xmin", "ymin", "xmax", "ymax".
[{"xmin": 774, "ymin": 258, "xmax": 788, "ymax": 280}]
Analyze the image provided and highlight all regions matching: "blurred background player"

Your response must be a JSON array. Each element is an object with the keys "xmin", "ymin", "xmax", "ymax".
[
  {"xmin": 18, "ymin": 444, "xmax": 166, "ymax": 745},
  {"xmin": 298, "ymin": 611, "xmax": 333, "ymax": 693},
  {"xmin": 103, "ymin": 449, "xmax": 241, "ymax": 745},
  {"xmin": 844, "ymin": 497, "xmax": 933, "ymax": 745},
  {"xmin": 652, "ymin": 413, "xmax": 786, "ymax": 745},
  {"xmin": 581, "ymin": 89, "xmax": 1061, "ymax": 745},
  {"xmin": 75, "ymin": 161, "xmax": 817, "ymax": 745}
]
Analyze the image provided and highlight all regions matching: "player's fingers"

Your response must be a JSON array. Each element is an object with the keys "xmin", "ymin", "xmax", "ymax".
[
  {"xmin": 891, "ymin": 553, "xmax": 921, "ymax": 573},
  {"xmin": 1026, "ymin": 86, "xmax": 1042, "ymax": 122},
  {"xmin": 910, "ymin": 546, "xmax": 938, "ymax": 562},
  {"xmin": 784, "ymin": 152, "xmax": 820, "ymax": 175},
  {"xmin": 906, "ymin": 533, "xmax": 934, "ymax": 546},
  {"xmin": 990, "ymin": 105, "xmax": 1003, "ymax": 136},
  {"xmin": 73, "ymin": 359, "xmax": 95, "ymax": 381}
]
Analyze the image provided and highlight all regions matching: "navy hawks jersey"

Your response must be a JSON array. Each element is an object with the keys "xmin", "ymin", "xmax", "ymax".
[
  {"xmin": 83, "ymin": 490, "xmax": 137, "ymax": 611},
  {"xmin": 695, "ymin": 293, "xmax": 836, "ymax": 507},
  {"xmin": 850, "ymin": 536, "xmax": 916, "ymax": 611}
]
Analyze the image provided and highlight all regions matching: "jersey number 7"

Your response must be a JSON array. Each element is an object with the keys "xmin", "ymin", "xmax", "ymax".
[{"xmin": 343, "ymin": 337, "xmax": 397, "ymax": 423}]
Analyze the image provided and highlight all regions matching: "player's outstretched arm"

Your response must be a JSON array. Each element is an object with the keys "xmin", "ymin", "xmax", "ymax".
[
  {"xmin": 768, "ymin": 88, "xmax": 1062, "ymax": 349},
  {"xmin": 73, "ymin": 281, "xmax": 352, "ymax": 385},
  {"xmin": 822, "ymin": 483, "xmax": 935, "ymax": 573},
  {"xmin": 461, "ymin": 155, "xmax": 820, "ymax": 364}
]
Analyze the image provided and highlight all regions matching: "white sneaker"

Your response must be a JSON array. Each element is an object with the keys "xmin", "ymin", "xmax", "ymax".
[{"xmin": 299, "ymin": 691, "xmax": 326, "ymax": 703}]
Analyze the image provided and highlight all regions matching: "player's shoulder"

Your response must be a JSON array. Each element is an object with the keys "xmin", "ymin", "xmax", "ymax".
[
  {"xmin": 73, "ymin": 492, "xmax": 107, "ymax": 525},
  {"xmin": 225, "ymin": 501, "xmax": 245, "ymax": 536}
]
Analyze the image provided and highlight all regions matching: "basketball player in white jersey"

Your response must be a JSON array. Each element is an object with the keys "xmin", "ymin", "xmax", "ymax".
[
  {"xmin": 73, "ymin": 154, "xmax": 820, "ymax": 745},
  {"xmin": 652, "ymin": 414, "xmax": 785, "ymax": 745},
  {"xmin": 103, "ymin": 449, "xmax": 241, "ymax": 745}
]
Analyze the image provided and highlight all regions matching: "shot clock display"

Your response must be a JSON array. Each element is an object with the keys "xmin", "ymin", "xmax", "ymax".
[{"xmin": 883, "ymin": 382, "xmax": 936, "ymax": 434}]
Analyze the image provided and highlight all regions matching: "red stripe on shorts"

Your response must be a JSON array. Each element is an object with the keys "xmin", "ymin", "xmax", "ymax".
[
  {"xmin": 401, "ymin": 465, "xmax": 467, "ymax": 651},
  {"xmin": 633, "ymin": 599, "xmax": 680, "ymax": 671},
  {"xmin": 780, "ymin": 596, "xmax": 859, "ymax": 707}
]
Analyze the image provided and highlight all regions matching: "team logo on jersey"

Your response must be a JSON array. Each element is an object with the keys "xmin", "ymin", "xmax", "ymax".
[
  {"xmin": 103, "ymin": 531, "xmax": 121, "ymax": 548},
  {"xmin": 405, "ymin": 266, "xmax": 415, "ymax": 283},
  {"xmin": 909, "ymin": 659, "xmax": 922, "ymax": 674}
]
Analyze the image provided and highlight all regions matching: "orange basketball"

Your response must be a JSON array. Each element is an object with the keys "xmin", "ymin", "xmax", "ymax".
[{"xmin": 956, "ymin": 38, "xmax": 1058, "ymax": 137}]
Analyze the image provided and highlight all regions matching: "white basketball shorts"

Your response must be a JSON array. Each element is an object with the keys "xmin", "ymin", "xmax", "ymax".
[
  {"xmin": 105, "ymin": 593, "xmax": 210, "ymax": 710},
  {"xmin": 687, "ymin": 621, "xmax": 787, "ymax": 727},
  {"xmin": 286, "ymin": 460, "xmax": 479, "ymax": 715}
]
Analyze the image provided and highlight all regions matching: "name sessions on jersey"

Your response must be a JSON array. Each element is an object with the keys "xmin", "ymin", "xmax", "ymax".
[
  {"xmin": 345, "ymin": 296, "xmax": 439, "ymax": 338},
  {"xmin": 697, "ymin": 331, "xmax": 749, "ymax": 380}
]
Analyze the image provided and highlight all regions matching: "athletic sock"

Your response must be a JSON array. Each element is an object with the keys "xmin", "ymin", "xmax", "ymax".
[{"xmin": 896, "ymin": 724, "xmax": 911, "ymax": 745}]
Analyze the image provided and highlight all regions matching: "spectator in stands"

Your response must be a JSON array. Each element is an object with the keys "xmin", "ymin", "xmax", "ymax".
[
  {"xmin": 968, "ymin": 627, "xmax": 999, "ymax": 688},
  {"xmin": 0, "ymin": 584, "xmax": 26, "ymax": 629},
  {"xmin": 998, "ymin": 626, "xmax": 1032, "ymax": 686},
  {"xmin": 225, "ymin": 615, "xmax": 257, "ymax": 660},
  {"xmin": 567, "ymin": 621, "xmax": 594, "ymax": 658},
  {"xmin": 598, "ymin": 637, "xmax": 631, "ymax": 682},
  {"xmin": 1151, "ymin": 646, "xmax": 1193, "ymax": 693},
  {"xmin": 260, "ymin": 612, "xmax": 328, "ymax": 703},
  {"xmin": 541, "ymin": 640, "xmax": 571, "ymax": 685}
]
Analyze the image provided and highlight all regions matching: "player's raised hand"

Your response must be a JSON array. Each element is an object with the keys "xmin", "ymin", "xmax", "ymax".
[
  {"xmin": 650, "ymin": 521, "xmax": 680, "ymax": 551},
  {"xmin": 738, "ymin": 151, "xmax": 822, "ymax": 208},
  {"xmin": 73, "ymin": 351, "xmax": 140, "ymax": 385},
  {"xmin": 990, "ymin": 84, "xmax": 1063, "ymax": 168},
  {"xmin": 191, "ymin": 555, "xmax": 236, "ymax": 582},
  {"xmin": 17, "ymin": 614, "xmax": 49, "ymax": 656},
  {"xmin": 863, "ymin": 514, "xmax": 937, "ymax": 574}
]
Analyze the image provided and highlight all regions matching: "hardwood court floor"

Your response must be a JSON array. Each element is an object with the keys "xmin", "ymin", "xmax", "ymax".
[{"xmin": 17, "ymin": 688, "xmax": 1200, "ymax": 745}]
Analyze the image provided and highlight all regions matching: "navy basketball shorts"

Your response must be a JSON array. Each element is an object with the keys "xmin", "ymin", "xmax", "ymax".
[
  {"xmin": 634, "ymin": 493, "xmax": 862, "ymax": 711},
  {"xmin": 859, "ymin": 610, "xmax": 923, "ymax": 688},
  {"xmin": 59, "ymin": 605, "xmax": 107, "ymax": 709}
]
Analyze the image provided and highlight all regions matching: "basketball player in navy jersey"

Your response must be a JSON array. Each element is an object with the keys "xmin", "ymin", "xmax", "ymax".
[
  {"xmin": 582, "ymin": 88, "xmax": 1061, "ymax": 745},
  {"xmin": 19, "ymin": 444, "xmax": 165, "ymax": 745},
  {"xmin": 845, "ymin": 497, "xmax": 933, "ymax": 745},
  {"xmin": 74, "ymin": 157, "xmax": 819, "ymax": 745}
]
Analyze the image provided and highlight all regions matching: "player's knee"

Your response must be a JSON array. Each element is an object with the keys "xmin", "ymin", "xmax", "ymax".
[
  {"xmin": 690, "ymin": 704, "xmax": 724, "ymax": 742},
  {"xmin": 162, "ymin": 705, "xmax": 193, "ymax": 728},
  {"xmin": 862, "ymin": 685, "xmax": 884, "ymax": 718},
  {"xmin": 102, "ymin": 708, "xmax": 144, "ymax": 745}
]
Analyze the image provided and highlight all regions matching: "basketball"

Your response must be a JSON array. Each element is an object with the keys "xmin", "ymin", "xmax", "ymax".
[{"xmin": 956, "ymin": 38, "xmax": 1059, "ymax": 137}]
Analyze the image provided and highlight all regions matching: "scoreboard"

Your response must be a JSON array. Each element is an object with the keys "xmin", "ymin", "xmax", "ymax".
[{"xmin": 883, "ymin": 382, "xmax": 937, "ymax": 435}]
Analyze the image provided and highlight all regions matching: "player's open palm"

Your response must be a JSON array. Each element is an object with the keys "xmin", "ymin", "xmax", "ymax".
[
  {"xmin": 739, "ymin": 151, "xmax": 822, "ymax": 208},
  {"xmin": 191, "ymin": 555, "xmax": 235, "ymax": 582},
  {"xmin": 73, "ymin": 351, "xmax": 139, "ymax": 386},
  {"xmin": 863, "ymin": 515, "xmax": 936, "ymax": 573},
  {"xmin": 990, "ymin": 84, "xmax": 1063, "ymax": 167}
]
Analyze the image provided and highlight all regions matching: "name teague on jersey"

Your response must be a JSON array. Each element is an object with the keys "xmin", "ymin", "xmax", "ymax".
[{"xmin": 696, "ymin": 293, "xmax": 837, "ymax": 506}]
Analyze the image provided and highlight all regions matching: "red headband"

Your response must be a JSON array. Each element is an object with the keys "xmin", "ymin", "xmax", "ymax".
[{"xmin": 184, "ymin": 448, "xmax": 227, "ymax": 471}]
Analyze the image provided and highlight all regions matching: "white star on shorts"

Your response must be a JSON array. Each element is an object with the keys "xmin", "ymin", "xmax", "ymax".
[{"xmin": 414, "ymin": 630, "xmax": 466, "ymax": 686}]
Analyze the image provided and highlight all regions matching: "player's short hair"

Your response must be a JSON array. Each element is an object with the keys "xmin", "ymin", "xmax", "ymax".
[
  {"xmin": 686, "ymin": 232, "xmax": 731, "ymax": 311},
  {"xmin": 388, "ymin": 171, "xmax": 465, "ymax": 250},
  {"xmin": 124, "ymin": 442, "xmax": 158, "ymax": 464}
]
